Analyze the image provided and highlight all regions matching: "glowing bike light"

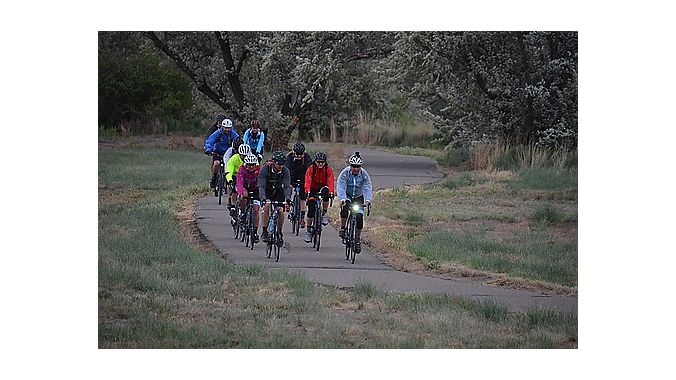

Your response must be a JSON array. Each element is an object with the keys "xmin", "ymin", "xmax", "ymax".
[{"xmin": 352, "ymin": 204, "xmax": 359, "ymax": 211}]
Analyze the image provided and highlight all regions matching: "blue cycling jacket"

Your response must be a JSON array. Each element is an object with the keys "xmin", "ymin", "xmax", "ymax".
[
  {"xmin": 205, "ymin": 128, "xmax": 240, "ymax": 155},
  {"xmin": 336, "ymin": 166, "xmax": 373, "ymax": 203},
  {"xmin": 243, "ymin": 128, "xmax": 265, "ymax": 154}
]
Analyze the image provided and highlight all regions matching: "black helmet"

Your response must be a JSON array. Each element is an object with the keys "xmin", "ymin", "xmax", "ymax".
[
  {"xmin": 215, "ymin": 113, "xmax": 226, "ymax": 123},
  {"xmin": 232, "ymin": 137, "xmax": 244, "ymax": 151},
  {"xmin": 272, "ymin": 151, "xmax": 286, "ymax": 164},
  {"xmin": 293, "ymin": 141, "xmax": 305, "ymax": 154},
  {"xmin": 314, "ymin": 151, "xmax": 327, "ymax": 162}
]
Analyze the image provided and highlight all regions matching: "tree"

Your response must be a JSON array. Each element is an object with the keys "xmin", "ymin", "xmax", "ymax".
[
  {"xmin": 383, "ymin": 31, "xmax": 578, "ymax": 148},
  {"xmin": 98, "ymin": 32, "xmax": 193, "ymax": 131},
  {"xmin": 143, "ymin": 31, "xmax": 396, "ymax": 149}
]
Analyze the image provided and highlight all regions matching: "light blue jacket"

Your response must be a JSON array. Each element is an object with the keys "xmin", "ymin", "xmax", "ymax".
[
  {"xmin": 336, "ymin": 166, "xmax": 373, "ymax": 203},
  {"xmin": 243, "ymin": 128, "xmax": 265, "ymax": 154}
]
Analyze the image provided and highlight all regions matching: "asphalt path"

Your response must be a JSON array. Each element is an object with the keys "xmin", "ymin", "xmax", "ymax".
[{"xmin": 195, "ymin": 144, "xmax": 577, "ymax": 314}]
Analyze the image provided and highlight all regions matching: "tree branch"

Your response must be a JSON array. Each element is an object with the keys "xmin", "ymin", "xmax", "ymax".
[{"xmin": 143, "ymin": 31, "xmax": 239, "ymax": 118}]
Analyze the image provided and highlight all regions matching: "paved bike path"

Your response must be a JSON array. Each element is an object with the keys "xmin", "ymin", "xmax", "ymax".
[{"xmin": 195, "ymin": 144, "xmax": 577, "ymax": 314}]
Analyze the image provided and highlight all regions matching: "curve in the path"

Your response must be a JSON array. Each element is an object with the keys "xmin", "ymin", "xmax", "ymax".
[{"xmin": 195, "ymin": 144, "xmax": 577, "ymax": 314}]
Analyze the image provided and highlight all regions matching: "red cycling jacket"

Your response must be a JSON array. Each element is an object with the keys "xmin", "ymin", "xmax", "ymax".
[{"xmin": 304, "ymin": 162, "xmax": 335, "ymax": 194}]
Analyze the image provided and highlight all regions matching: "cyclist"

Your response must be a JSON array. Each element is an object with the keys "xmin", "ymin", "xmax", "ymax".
[
  {"xmin": 204, "ymin": 113, "xmax": 226, "ymax": 145},
  {"xmin": 336, "ymin": 152, "xmax": 373, "ymax": 254},
  {"xmin": 242, "ymin": 119, "xmax": 265, "ymax": 161},
  {"xmin": 222, "ymin": 137, "xmax": 244, "ymax": 170},
  {"xmin": 235, "ymin": 153, "xmax": 262, "ymax": 243},
  {"xmin": 258, "ymin": 151, "xmax": 292, "ymax": 245},
  {"xmin": 225, "ymin": 144, "xmax": 252, "ymax": 217},
  {"xmin": 204, "ymin": 118, "xmax": 239, "ymax": 189},
  {"xmin": 304, "ymin": 151, "xmax": 335, "ymax": 243},
  {"xmin": 284, "ymin": 141, "xmax": 313, "ymax": 229}
]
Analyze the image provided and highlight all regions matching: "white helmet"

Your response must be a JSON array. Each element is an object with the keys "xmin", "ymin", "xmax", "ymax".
[
  {"xmin": 221, "ymin": 118, "xmax": 233, "ymax": 129},
  {"xmin": 244, "ymin": 154, "xmax": 258, "ymax": 165},
  {"xmin": 348, "ymin": 152, "xmax": 363, "ymax": 166},
  {"xmin": 238, "ymin": 144, "xmax": 252, "ymax": 156}
]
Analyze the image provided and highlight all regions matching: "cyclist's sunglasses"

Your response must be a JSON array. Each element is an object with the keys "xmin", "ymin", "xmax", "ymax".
[
  {"xmin": 351, "ymin": 164, "xmax": 361, "ymax": 168},
  {"xmin": 315, "ymin": 160, "xmax": 326, "ymax": 164}
]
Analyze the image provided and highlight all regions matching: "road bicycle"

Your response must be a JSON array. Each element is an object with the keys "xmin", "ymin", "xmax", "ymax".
[
  {"xmin": 307, "ymin": 186, "xmax": 333, "ymax": 252},
  {"xmin": 239, "ymin": 196, "xmax": 257, "ymax": 250},
  {"xmin": 265, "ymin": 200, "xmax": 287, "ymax": 262},
  {"xmin": 289, "ymin": 180, "xmax": 303, "ymax": 236},
  {"xmin": 232, "ymin": 195, "xmax": 242, "ymax": 239},
  {"xmin": 343, "ymin": 198, "xmax": 370, "ymax": 264},
  {"xmin": 212, "ymin": 152, "xmax": 227, "ymax": 205}
]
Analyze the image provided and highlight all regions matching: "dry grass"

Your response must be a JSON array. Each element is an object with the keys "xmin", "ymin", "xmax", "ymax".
[{"xmin": 469, "ymin": 142, "xmax": 576, "ymax": 171}]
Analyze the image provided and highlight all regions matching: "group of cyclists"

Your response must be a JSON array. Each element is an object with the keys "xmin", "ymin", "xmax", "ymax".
[{"xmin": 203, "ymin": 114, "xmax": 373, "ymax": 254}]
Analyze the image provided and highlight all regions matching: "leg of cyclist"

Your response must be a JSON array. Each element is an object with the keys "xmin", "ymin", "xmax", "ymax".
[
  {"xmin": 210, "ymin": 158, "xmax": 219, "ymax": 188},
  {"xmin": 320, "ymin": 188, "xmax": 330, "ymax": 226},
  {"xmin": 355, "ymin": 213, "xmax": 364, "ymax": 253},
  {"xmin": 299, "ymin": 184, "xmax": 307, "ymax": 228},
  {"xmin": 253, "ymin": 201, "xmax": 261, "ymax": 243},
  {"xmin": 228, "ymin": 179, "xmax": 237, "ymax": 217},
  {"xmin": 305, "ymin": 196, "xmax": 316, "ymax": 243},
  {"xmin": 261, "ymin": 200, "xmax": 271, "ymax": 242},
  {"xmin": 339, "ymin": 202, "xmax": 348, "ymax": 239},
  {"xmin": 238, "ymin": 191, "xmax": 247, "ymax": 224}
]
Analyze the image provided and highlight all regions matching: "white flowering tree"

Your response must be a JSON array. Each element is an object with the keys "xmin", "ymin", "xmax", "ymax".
[
  {"xmin": 382, "ymin": 31, "xmax": 578, "ymax": 148},
  {"xmin": 144, "ymin": 31, "xmax": 395, "ymax": 149}
]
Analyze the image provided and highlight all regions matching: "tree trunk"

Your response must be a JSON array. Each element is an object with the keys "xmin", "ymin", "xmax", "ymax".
[
  {"xmin": 214, "ymin": 32, "xmax": 247, "ymax": 111},
  {"xmin": 144, "ymin": 32, "xmax": 243, "ymax": 120}
]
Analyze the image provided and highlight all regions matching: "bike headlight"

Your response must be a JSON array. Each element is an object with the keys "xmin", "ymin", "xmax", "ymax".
[{"xmin": 352, "ymin": 204, "xmax": 359, "ymax": 211}]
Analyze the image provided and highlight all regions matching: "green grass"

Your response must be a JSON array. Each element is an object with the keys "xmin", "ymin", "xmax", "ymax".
[
  {"xmin": 99, "ymin": 145, "xmax": 576, "ymax": 348},
  {"xmin": 408, "ymin": 230, "xmax": 577, "ymax": 287},
  {"xmin": 511, "ymin": 167, "xmax": 577, "ymax": 191}
]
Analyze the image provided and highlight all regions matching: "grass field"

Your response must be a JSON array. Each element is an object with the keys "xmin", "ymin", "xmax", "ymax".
[
  {"xmin": 98, "ymin": 143, "xmax": 577, "ymax": 348},
  {"xmin": 363, "ymin": 148, "xmax": 578, "ymax": 294}
]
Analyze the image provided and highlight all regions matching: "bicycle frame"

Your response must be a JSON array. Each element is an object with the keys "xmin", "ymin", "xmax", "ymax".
[
  {"xmin": 343, "ymin": 198, "xmax": 370, "ymax": 264},
  {"xmin": 308, "ymin": 186, "xmax": 332, "ymax": 252},
  {"xmin": 265, "ymin": 200, "xmax": 286, "ymax": 262}
]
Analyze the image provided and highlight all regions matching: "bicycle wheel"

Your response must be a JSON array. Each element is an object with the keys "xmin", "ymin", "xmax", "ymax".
[
  {"xmin": 345, "ymin": 216, "xmax": 352, "ymax": 260},
  {"xmin": 217, "ymin": 173, "xmax": 224, "ymax": 205},
  {"xmin": 249, "ymin": 208, "xmax": 256, "ymax": 250},
  {"xmin": 314, "ymin": 204, "xmax": 322, "ymax": 251},
  {"xmin": 275, "ymin": 232, "xmax": 281, "ymax": 262},
  {"xmin": 348, "ymin": 216, "xmax": 356, "ymax": 264}
]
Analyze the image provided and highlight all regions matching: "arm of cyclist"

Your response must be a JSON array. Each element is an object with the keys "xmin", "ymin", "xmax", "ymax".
[
  {"xmin": 235, "ymin": 166, "xmax": 246, "ymax": 195},
  {"xmin": 225, "ymin": 155, "xmax": 237, "ymax": 182},
  {"xmin": 336, "ymin": 166, "xmax": 349, "ymax": 204},
  {"xmin": 257, "ymin": 164, "xmax": 268, "ymax": 201},
  {"xmin": 362, "ymin": 168, "xmax": 373, "ymax": 207},
  {"xmin": 304, "ymin": 163, "xmax": 314, "ymax": 198},
  {"xmin": 327, "ymin": 165, "xmax": 336, "ymax": 197},
  {"xmin": 204, "ymin": 128, "xmax": 220, "ymax": 154},
  {"xmin": 282, "ymin": 166, "xmax": 292, "ymax": 203},
  {"xmin": 255, "ymin": 130, "xmax": 265, "ymax": 155}
]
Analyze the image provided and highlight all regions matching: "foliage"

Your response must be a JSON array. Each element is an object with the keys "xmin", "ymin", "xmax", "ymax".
[
  {"xmin": 98, "ymin": 32, "xmax": 194, "ymax": 131},
  {"xmin": 382, "ymin": 32, "xmax": 577, "ymax": 148}
]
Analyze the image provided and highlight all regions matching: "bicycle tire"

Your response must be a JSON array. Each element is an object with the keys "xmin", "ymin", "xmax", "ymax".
[
  {"xmin": 217, "ymin": 172, "xmax": 225, "ymax": 205},
  {"xmin": 349, "ymin": 219, "xmax": 356, "ymax": 264},
  {"xmin": 249, "ymin": 205, "xmax": 256, "ymax": 250},
  {"xmin": 345, "ymin": 215, "xmax": 352, "ymax": 260},
  {"xmin": 314, "ymin": 203, "xmax": 322, "ymax": 251},
  {"xmin": 275, "ymin": 233, "xmax": 281, "ymax": 262}
]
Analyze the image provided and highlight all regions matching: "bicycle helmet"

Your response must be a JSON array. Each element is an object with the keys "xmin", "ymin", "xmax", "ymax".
[
  {"xmin": 251, "ymin": 119, "xmax": 261, "ymax": 129},
  {"xmin": 215, "ymin": 113, "xmax": 226, "ymax": 123},
  {"xmin": 272, "ymin": 151, "xmax": 286, "ymax": 164},
  {"xmin": 232, "ymin": 137, "xmax": 244, "ymax": 151},
  {"xmin": 348, "ymin": 152, "xmax": 363, "ymax": 166},
  {"xmin": 221, "ymin": 118, "xmax": 233, "ymax": 129},
  {"xmin": 314, "ymin": 151, "xmax": 327, "ymax": 162},
  {"xmin": 244, "ymin": 154, "xmax": 258, "ymax": 165},
  {"xmin": 238, "ymin": 144, "xmax": 252, "ymax": 156},
  {"xmin": 293, "ymin": 141, "xmax": 306, "ymax": 154}
]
